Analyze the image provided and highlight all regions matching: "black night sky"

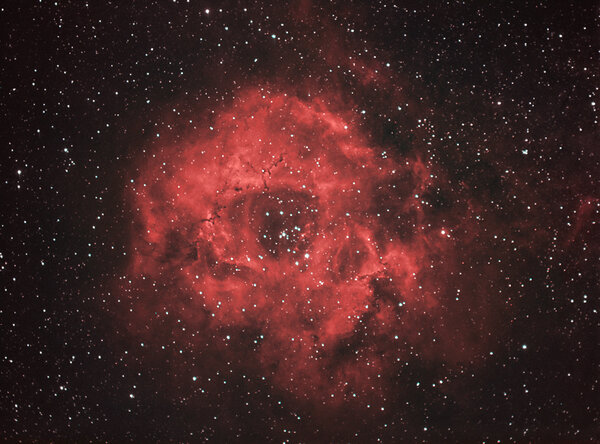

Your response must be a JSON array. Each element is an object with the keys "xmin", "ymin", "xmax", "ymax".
[{"xmin": 1, "ymin": 1, "xmax": 598, "ymax": 442}]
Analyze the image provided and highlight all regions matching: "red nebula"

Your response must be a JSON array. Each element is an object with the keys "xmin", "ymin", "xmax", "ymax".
[{"xmin": 122, "ymin": 88, "xmax": 479, "ymax": 407}]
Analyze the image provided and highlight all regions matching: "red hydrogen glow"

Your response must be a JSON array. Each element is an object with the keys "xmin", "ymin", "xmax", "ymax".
[{"xmin": 124, "ymin": 89, "xmax": 479, "ymax": 406}]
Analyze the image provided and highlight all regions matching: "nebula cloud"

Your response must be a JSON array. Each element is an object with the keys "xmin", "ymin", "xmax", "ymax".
[{"xmin": 121, "ymin": 87, "xmax": 501, "ymax": 411}]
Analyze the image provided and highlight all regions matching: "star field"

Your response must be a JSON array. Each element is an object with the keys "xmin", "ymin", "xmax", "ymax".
[{"xmin": 1, "ymin": 1, "xmax": 598, "ymax": 442}]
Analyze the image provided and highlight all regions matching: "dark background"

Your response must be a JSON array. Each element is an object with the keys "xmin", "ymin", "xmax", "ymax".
[{"xmin": 1, "ymin": 0, "xmax": 598, "ymax": 441}]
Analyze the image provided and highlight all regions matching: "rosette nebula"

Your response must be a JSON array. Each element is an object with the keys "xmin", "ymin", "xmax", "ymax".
[{"xmin": 124, "ymin": 89, "xmax": 497, "ymax": 411}]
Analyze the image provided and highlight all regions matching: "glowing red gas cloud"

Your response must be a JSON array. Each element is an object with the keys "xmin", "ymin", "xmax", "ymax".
[{"xmin": 122, "ymin": 88, "xmax": 492, "ymax": 407}]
